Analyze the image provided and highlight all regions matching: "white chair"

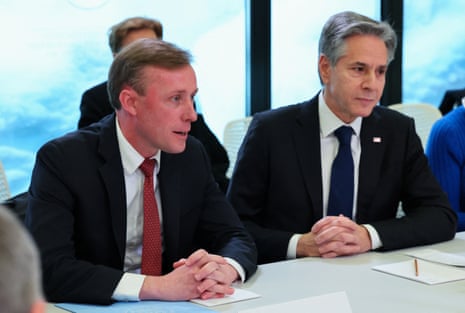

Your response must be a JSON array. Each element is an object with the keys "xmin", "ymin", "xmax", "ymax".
[
  {"xmin": 0, "ymin": 161, "xmax": 11, "ymax": 201},
  {"xmin": 223, "ymin": 116, "xmax": 253, "ymax": 178},
  {"xmin": 388, "ymin": 103, "xmax": 442, "ymax": 148}
]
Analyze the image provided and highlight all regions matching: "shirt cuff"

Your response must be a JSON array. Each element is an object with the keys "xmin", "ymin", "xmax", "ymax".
[
  {"xmin": 224, "ymin": 257, "xmax": 246, "ymax": 283},
  {"xmin": 287, "ymin": 234, "xmax": 302, "ymax": 259},
  {"xmin": 363, "ymin": 224, "xmax": 383, "ymax": 250},
  {"xmin": 112, "ymin": 273, "xmax": 146, "ymax": 301}
]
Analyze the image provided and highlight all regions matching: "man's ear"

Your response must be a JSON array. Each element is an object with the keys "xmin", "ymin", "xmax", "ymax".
[
  {"xmin": 318, "ymin": 54, "xmax": 331, "ymax": 85},
  {"xmin": 119, "ymin": 87, "xmax": 138, "ymax": 116}
]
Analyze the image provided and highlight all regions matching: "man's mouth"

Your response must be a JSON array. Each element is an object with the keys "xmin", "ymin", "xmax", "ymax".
[{"xmin": 174, "ymin": 131, "xmax": 188, "ymax": 136}]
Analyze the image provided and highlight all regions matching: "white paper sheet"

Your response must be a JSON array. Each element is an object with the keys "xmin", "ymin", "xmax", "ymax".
[
  {"xmin": 237, "ymin": 291, "xmax": 352, "ymax": 313},
  {"xmin": 372, "ymin": 259, "xmax": 465, "ymax": 284},
  {"xmin": 405, "ymin": 248, "xmax": 465, "ymax": 267},
  {"xmin": 190, "ymin": 288, "xmax": 260, "ymax": 307}
]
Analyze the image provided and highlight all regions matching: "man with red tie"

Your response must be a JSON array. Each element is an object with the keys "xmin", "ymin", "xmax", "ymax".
[{"xmin": 26, "ymin": 39, "xmax": 257, "ymax": 304}]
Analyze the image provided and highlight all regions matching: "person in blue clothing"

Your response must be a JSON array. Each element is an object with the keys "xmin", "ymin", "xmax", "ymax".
[{"xmin": 426, "ymin": 100, "xmax": 465, "ymax": 231}]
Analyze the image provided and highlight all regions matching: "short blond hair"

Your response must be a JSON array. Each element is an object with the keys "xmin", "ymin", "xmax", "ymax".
[{"xmin": 108, "ymin": 39, "xmax": 192, "ymax": 110}]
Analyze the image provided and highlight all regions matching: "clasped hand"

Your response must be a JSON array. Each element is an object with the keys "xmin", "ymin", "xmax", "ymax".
[
  {"xmin": 140, "ymin": 249, "xmax": 238, "ymax": 301},
  {"xmin": 297, "ymin": 215, "xmax": 371, "ymax": 258}
]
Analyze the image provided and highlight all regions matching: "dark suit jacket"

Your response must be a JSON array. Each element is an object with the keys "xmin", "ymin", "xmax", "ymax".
[
  {"xmin": 227, "ymin": 94, "xmax": 457, "ymax": 264},
  {"xmin": 26, "ymin": 114, "xmax": 257, "ymax": 304},
  {"xmin": 438, "ymin": 88, "xmax": 465, "ymax": 115},
  {"xmin": 78, "ymin": 82, "xmax": 230, "ymax": 192}
]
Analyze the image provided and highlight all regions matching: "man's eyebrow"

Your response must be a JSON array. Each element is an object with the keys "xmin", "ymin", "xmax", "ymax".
[
  {"xmin": 349, "ymin": 61, "xmax": 367, "ymax": 67},
  {"xmin": 350, "ymin": 61, "xmax": 388, "ymax": 68}
]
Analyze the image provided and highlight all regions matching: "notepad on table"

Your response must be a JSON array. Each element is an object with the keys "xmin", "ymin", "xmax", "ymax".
[
  {"xmin": 404, "ymin": 248, "xmax": 465, "ymax": 267},
  {"xmin": 372, "ymin": 258, "xmax": 465, "ymax": 285},
  {"xmin": 190, "ymin": 288, "xmax": 260, "ymax": 307}
]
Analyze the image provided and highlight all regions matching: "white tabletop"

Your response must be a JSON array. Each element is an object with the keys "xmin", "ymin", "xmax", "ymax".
[{"xmin": 46, "ymin": 232, "xmax": 465, "ymax": 312}]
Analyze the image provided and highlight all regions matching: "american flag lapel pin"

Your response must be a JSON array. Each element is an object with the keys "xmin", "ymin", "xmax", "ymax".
[{"xmin": 373, "ymin": 136, "xmax": 382, "ymax": 143}]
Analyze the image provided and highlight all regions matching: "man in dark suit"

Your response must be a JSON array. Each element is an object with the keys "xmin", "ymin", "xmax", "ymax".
[
  {"xmin": 79, "ymin": 17, "xmax": 230, "ymax": 192},
  {"xmin": 227, "ymin": 11, "xmax": 457, "ymax": 265},
  {"xmin": 26, "ymin": 39, "xmax": 257, "ymax": 304}
]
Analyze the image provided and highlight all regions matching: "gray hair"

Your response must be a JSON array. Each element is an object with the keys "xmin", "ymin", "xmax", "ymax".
[
  {"xmin": 318, "ymin": 11, "xmax": 397, "ymax": 66},
  {"xmin": 107, "ymin": 38, "xmax": 193, "ymax": 110},
  {"xmin": 0, "ymin": 206, "xmax": 43, "ymax": 313}
]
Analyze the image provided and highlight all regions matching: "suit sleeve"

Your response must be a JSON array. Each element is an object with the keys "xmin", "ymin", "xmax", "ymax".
[
  {"xmin": 369, "ymin": 116, "xmax": 457, "ymax": 249},
  {"xmin": 25, "ymin": 141, "xmax": 123, "ymax": 304},
  {"xmin": 227, "ymin": 116, "xmax": 296, "ymax": 264},
  {"xmin": 186, "ymin": 139, "xmax": 257, "ymax": 279}
]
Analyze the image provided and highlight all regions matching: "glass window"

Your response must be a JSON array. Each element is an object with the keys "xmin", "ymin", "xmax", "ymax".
[
  {"xmin": 271, "ymin": 1, "xmax": 379, "ymax": 108},
  {"xmin": 403, "ymin": 1, "xmax": 465, "ymax": 108},
  {"xmin": 0, "ymin": 0, "xmax": 245, "ymax": 196}
]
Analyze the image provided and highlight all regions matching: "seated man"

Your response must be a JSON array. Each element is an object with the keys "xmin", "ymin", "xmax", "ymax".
[
  {"xmin": 26, "ymin": 39, "xmax": 257, "ymax": 304},
  {"xmin": 0, "ymin": 205, "xmax": 45, "ymax": 313},
  {"xmin": 227, "ymin": 11, "xmax": 457, "ymax": 264},
  {"xmin": 78, "ymin": 16, "xmax": 230, "ymax": 192}
]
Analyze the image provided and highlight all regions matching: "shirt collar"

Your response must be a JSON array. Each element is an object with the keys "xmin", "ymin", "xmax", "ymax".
[
  {"xmin": 318, "ymin": 90, "xmax": 362, "ymax": 138},
  {"xmin": 115, "ymin": 117, "xmax": 161, "ymax": 175}
]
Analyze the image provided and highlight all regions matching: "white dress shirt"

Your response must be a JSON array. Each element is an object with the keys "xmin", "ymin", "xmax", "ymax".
[
  {"xmin": 112, "ymin": 118, "xmax": 161, "ymax": 301},
  {"xmin": 112, "ymin": 118, "xmax": 244, "ymax": 301}
]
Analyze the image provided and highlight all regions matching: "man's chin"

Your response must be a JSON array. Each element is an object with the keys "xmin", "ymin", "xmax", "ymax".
[
  {"xmin": 358, "ymin": 105, "xmax": 377, "ymax": 117},
  {"xmin": 163, "ymin": 145, "xmax": 187, "ymax": 154}
]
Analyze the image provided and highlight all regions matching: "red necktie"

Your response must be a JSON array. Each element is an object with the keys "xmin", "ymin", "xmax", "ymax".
[{"xmin": 139, "ymin": 158, "xmax": 162, "ymax": 275}]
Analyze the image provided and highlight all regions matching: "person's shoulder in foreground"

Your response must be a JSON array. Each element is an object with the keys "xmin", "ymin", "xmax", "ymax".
[
  {"xmin": 227, "ymin": 10, "xmax": 457, "ymax": 265},
  {"xmin": 0, "ymin": 204, "xmax": 45, "ymax": 313},
  {"xmin": 426, "ymin": 105, "xmax": 465, "ymax": 231},
  {"xmin": 27, "ymin": 38, "xmax": 256, "ymax": 305}
]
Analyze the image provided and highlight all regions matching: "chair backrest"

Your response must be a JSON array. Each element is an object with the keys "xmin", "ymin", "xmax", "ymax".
[
  {"xmin": 223, "ymin": 116, "xmax": 253, "ymax": 178},
  {"xmin": 388, "ymin": 103, "xmax": 442, "ymax": 148},
  {"xmin": 0, "ymin": 161, "xmax": 11, "ymax": 201}
]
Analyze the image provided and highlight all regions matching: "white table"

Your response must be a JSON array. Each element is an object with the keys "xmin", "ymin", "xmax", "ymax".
[{"xmin": 47, "ymin": 232, "xmax": 465, "ymax": 312}]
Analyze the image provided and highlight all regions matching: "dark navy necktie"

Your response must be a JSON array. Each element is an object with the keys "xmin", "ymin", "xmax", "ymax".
[{"xmin": 327, "ymin": 126, "xmax": 354, "ymax": 218}]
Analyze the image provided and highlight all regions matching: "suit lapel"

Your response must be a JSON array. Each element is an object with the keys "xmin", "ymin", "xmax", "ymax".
[
  {"xmin": 357, "ymin": 108, "xmax": 387, "ymax": 221},
  {"xmin": 97, "ymin": 115, "xmax": 127, "ymax": 261},
  {"xmin": 294, "ymin": 97, "xmax": 324, "ymax": 220},
  {"xmin": 157, "ymin": 152, "xmax": 181, "ymax": 267}
]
